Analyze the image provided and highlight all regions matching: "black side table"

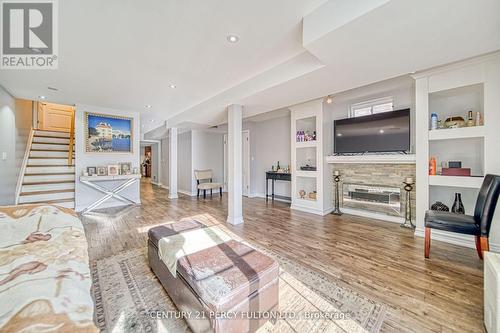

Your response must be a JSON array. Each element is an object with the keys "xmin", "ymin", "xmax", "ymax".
[{"xmin": 266, "ymin": 172, "xmax": 291, "ymax": 202}]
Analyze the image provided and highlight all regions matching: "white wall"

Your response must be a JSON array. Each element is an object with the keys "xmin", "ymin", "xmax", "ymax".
[
  {"xmin": 74, "ymin": 105, "xmax": 141, "ymax": 211},
  {"xmin": 246, "ymin": 115, "xmax": 291, "ymax": 198},
  {"xmin": 160, "ymin": 137, "xmax": 169, "ymax": 187},
  {"xmin": 0, "ymin": 87, "xmax": 17, "ymax": 205},
  {"xmin": 177, "ymin": 131, "xmax": 193, "ymax": 194},
  {"xmin": 0, "ymin": 89, "xmax": 32, "ymax": 205},
  {"xmin": 484, "ymin": 55, "xmax": 500, "ymax": 245},
  {"xmin": 192, "ymin": 130, "xmax": 224, "ymax": 192},
  {"xmin": 159, "ymin": 129, "xmax": 224, "ymax": 196},
  {"xmin": 323, "ymin": 75, "xmax": 415, "ymax": 154},
  {"xmin": 151, "ymin": 143, "xmax": 159, "ymax": 184}
]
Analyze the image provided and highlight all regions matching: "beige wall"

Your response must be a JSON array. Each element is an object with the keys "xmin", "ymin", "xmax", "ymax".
[{"xmin": 0, "ymin": 89, "xmax": 33, "ymax": 205}]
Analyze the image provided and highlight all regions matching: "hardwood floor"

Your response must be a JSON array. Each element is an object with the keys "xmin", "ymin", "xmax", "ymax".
[{"xmin": 81, "ymin": 180, "xmax": 485, "ymax": 333}]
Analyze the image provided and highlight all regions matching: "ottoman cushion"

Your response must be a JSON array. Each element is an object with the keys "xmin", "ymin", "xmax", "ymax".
[
  {"xmin": 148, "ymin": 219, "xmax": 205, "ymax": 248},
  {"xmin": 148, "ymin": 222, "xmax": 279, "ymax": 333},
  {"xmin": 177, "ymin": 239, "xmax": 279, "ymax": 314}
]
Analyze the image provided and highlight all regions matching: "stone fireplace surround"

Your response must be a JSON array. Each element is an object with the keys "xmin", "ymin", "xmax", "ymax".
[{"xmin": 331, "ymin": 163, "xmax": 416, "ymax": 222}]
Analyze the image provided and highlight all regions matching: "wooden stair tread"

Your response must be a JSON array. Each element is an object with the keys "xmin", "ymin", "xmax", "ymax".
[
  {"xmin": 35, "ymin": 129, "xmax": 71, "ymax": 134},
  {"xmin": 20, "ymin": 189, "xmax": 75, "ymax": 196},
  {"xmin": 33, "ymin": 135, "xmax": 70, "ymax": 139},
  {"xmin": 25, "ymin": 172, "xmax": 75, "ymax": 176},
  {"xmin": 29, "ymin": 156, "xmax": 74, "ymax": 159},
  {"xmin": 23, "ymin": 180, "xmax": 75, "ymax": 185},
  {"xmin": 27, "ymin": 165, "xmax": 75, "ymax": 167},
  {"xmin": 23, "ymin": 198, "xmax": 74, "ymax": 205},
  {"xmin": 31, "ymin": 149, "xmax": 69, "ymax": 152},
  {"xmin": 32, "ymin": 142, "xmax": 69, "ymax": 145}
]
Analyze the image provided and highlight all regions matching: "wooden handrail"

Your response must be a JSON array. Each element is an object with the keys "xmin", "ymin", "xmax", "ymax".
[
  {"xmin": 15, "ymin": 127, "xmax": 35, "ymax": 204},
  {"xmin": 68, "ymin": 112, "xmax": 75, "ymax": 166}
]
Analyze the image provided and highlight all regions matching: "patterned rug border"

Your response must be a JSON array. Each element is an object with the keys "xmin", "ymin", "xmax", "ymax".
[
  {"xmin": 228, "ymin": 242, "xmax": 387, "ymax": 333},
  {"xmin": 91, "ymin": 241, "xmax": 387, "ymax": 333},
  {"xmin": 90, "ymin": 260, "xmax": 107, "ymax": 332},
  {"xmin": 221, "ymin": 225, "xmax": 388, "ymax": 332}
]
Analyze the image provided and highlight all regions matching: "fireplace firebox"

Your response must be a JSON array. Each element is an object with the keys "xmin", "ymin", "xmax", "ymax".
[{"xmin": 342, "ymin": 183, "xmax": 401, "ymax": 215}]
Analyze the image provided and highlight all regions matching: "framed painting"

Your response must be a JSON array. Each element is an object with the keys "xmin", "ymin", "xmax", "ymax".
[{"xmin": 85, "ymin": 112, "xmax": 133, "ymax": 153}]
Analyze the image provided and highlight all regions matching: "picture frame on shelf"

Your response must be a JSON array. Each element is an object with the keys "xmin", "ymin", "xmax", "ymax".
[
  {"xmin": 108, "ymin": 165, "xmax": 120, "ymax": 176},
  {"xmin": 120, "ymin": 162, "xmax": 132, "ymax": 175},
  {"xmin": 87, "ymin": 166, "xmax": 97, "ymax": 176},
  {"xmin": 96, "ymin": 166, "xmax": 107, "ymax": 176}
]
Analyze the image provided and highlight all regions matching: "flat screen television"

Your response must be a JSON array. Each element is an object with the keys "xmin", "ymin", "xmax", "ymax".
[{"xmin": 334, "ymin": 109, "xmax": 410, "ymax": 154}]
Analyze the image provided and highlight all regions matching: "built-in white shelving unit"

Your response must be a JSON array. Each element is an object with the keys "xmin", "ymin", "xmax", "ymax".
[
  {"xmin": 428, "ymin": 175, "xmax": 484, "ymax": 189},
  {"xmin": 428, "ymin": 126, "xmax": 485, "ymax": 141},
  {"xmin": 295, "ymin": 141, "xmax": 317, "ymax": 148},
  {"xmin": 414, "ymin": 53, "xmax": 500, "ymax": 249},
  {"xmin": 295, "ymin": 170, "xmax": 318, "ymax": 178},
  {"xmin": 290, "ymin": 99, "xmax": 327, "ymax": 215}
]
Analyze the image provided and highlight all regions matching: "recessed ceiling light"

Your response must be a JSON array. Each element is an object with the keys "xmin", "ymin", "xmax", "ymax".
[
  {"xmin": 226, "ymin": 34, "xmax": 239, "ymax": 43},
  {"xmin": 145, "ymin": 104, "xmax": 152, "ymax": 109},
  {"xmin": 337, "ymin": 133, "xmax": 342, "ymax": 137},
  {"xmin": 150, "ymin": 119, "xmax": 154, "ymax": 122},
  {"xmin": 379, "ymin": 129, "xmax": 385, "ymax": 134},
  {"xmin": 38, "ymin": 95, "xmax": 46, "ymax": 100},
  {"xmin": 326, "ymin": 95, "xmax": 333, "ymax": 104},
  {"xmin": 169, "ymin": 84, "xmax": 176, "ymax": 89}
]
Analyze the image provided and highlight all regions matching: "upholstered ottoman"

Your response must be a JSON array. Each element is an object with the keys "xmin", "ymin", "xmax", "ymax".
[{"xmin": 148, "ymin": 220, "xmax": 279, "ymax": 333}]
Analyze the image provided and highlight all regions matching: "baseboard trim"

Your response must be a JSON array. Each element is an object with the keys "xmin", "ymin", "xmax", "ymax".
[
  {"xmin": 415, "ymin": 227, "xmax": 500, "ymax": 253},
  {"xmin": 340, "ymin": 207, "xmax": 404, "ymax": 224},
  {"xmin": 290, "ymin": 204, "xmax": 324, "ymax": 216},
  {"xmin": 252, "ymin": 193, "xmax": 291, "ymax": 203},
  {"xmin": 159, "ymin": 185, "xmax": 197, "ymax": 197},
  {"xmin": 178, "ymin": 189, "xmax": 197, "ymax": 197},
  {"xmin": 151, "ymin": 181, "xmax": 162, "ymax": 186}
]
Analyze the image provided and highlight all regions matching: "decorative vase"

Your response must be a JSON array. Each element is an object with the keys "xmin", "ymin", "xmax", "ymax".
[
  {"xmin": 444, "ymin": 116, "xmax": 466, "ymax": 128},
  {"xmin": 451, "ymin": 193, "xmax": 465, "ymax": 214},
  {"xmin": 431, "ymin": 201, "xmax": 450, "ymax": 212}
]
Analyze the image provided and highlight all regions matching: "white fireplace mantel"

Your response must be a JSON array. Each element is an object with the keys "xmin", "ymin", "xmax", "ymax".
[{"xmin": 325, "ymin": 154, "xmax": 416, "ymax": 164}]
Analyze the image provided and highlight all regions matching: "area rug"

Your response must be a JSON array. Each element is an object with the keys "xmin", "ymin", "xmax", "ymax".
[{"xmin": 91, "ymin": 248, "xmax": 386, "ymax": 333}]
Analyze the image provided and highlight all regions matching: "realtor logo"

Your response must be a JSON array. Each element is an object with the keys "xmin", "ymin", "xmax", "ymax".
[{"xmin": 1, "ymin": 0, "xmax": 58, "ymax": 69}]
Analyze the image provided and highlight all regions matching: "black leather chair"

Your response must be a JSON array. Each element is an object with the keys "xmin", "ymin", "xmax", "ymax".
[{"xmin": 424, "ymin": 174, "xmax": 500, "ymax": 259}]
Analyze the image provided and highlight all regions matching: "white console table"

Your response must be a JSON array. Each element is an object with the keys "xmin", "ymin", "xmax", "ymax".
[{"xmin": 79, "ymin": 174, "xmax": 141, "ymax": 214}]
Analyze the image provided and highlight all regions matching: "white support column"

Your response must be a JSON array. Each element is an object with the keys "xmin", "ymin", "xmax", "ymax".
[
  {"xmin": 168, "ymin": 127, "xmax": 178, "ymax": 199},
  {"xmin": 227, "ymin": 104, "xmax": 244, "ymax": 225}
]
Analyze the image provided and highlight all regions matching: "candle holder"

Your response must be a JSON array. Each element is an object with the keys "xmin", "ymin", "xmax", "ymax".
[
  {"xmin": 332, "ymin": 173, "xmax": 343, "ymax": 216},
  {"xmin": 401, "ymin": 180, "xmax": 415, "ymax": 229}
]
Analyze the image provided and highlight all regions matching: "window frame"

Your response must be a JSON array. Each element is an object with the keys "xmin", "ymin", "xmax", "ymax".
[{"xmin": 349, "ymin": 96, "xmax": 394, "ymax": 118}]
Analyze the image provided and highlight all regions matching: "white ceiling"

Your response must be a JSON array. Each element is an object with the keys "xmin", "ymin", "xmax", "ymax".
[
  {"xmin": 167, "ymin": 0, "xmax": 500, "ymax": 130},
  {"xmin": 0, "ymin": 0, "xmax": 326, "ymax": 127},
  {"xmin": 1, "ymin": 0, "xmax": 500, "ymax": 136}
]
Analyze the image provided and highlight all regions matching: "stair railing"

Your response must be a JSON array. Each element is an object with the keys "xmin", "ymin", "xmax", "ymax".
[
  {"xmin": 15, "ymin": 127, "xmax": 34, "ymax": 204},
  {"xmin": 68, "ymin": 112, "xmax": 75, "ymax": 166}
]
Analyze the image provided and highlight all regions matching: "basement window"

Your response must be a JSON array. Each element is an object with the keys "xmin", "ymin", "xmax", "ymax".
[{"xmin": 350, "ymin": 97, "xmax": 394, "ymax": 117}]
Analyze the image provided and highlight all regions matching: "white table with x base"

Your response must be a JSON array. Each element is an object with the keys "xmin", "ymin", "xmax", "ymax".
[{"xmin": 79, "ymin": 174, "xmax": 141, "ymax": 214}]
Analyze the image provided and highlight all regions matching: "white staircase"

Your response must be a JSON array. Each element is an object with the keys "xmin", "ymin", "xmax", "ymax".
[{"xmin": 16, "ymin": 129, "xmax": 75, "ymax": 209}]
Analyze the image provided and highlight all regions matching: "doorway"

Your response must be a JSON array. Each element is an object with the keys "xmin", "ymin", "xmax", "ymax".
[
  {"xmin": 140, "ymin": 140, "xmax": 162, "ymax": 186},
  {"xmin": 223, "ymin": 130, "xmax": 251, "ymax": 196},
  {"xmin": 37, "ymin": 102, "xmax": 75, "ymax": 132}
]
